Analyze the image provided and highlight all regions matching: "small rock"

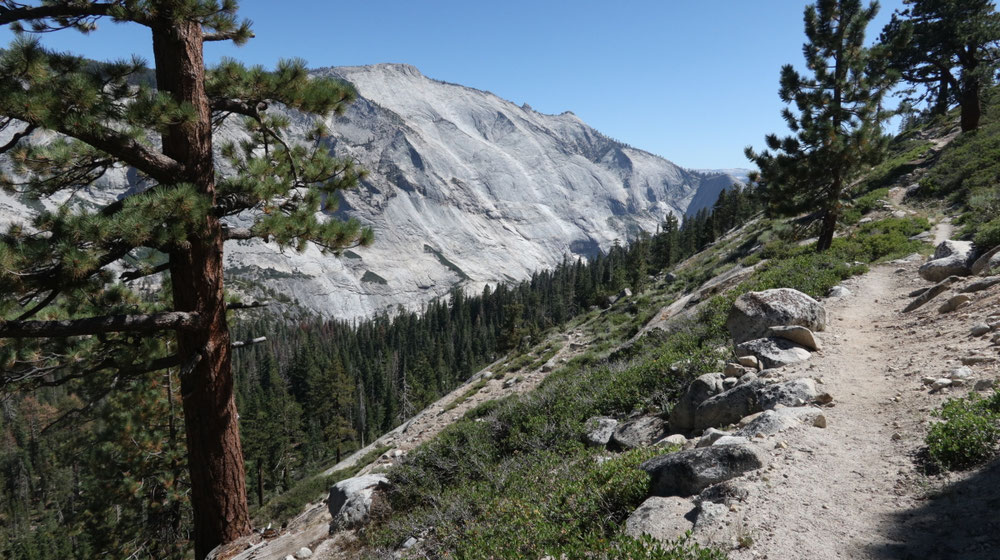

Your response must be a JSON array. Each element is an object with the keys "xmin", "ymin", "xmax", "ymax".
[
  {"xmin": 931, "ymin": 378, "xmax": 953, "ymax": 392},
  {"xmin": 723, "ymin": 377, "xmax": 738, "ymax": 389},
  {"xmin": 295, "ymin": 547, "xmax": 313, "ymax": 559},
  {"xmin": 401, "ymin": 536, "xmax": 419, "ymax": 549},
  {"xmin": 660, "ymin": 434, "xmax": 689, "ymax": 448},
  {"xmin": 697, "ymin": 428, "xmax": 730, "ymax": 448},
  {"xmin": 583, "ymin": 417, "xmax": 618, "ymax": 448},
  {"xmin": 813, "ymin": 392, "xmax": 834, "ymax": 405},
  {"xmin": 961, "ymin": 277, "xmax": 1000, "ymax": 293},
  {"xmin": 828, "ymin": 286, "xmax": 852, "ymax": 298},
  {"xmin": 950, "ymin": 367, "xmax": 974, "ymax": 381},
  {"xmin": 962, "ymin": 355, "xmax": 997, "ymax": 365},
  {"xmin": 922, "ymin": 376, "xmax": 938, "ymax": 385},
  {"xmin": 891, "ymin": 432, "xmax": 902, "ymax": 441},
  {"xmin": 737, "ymin": 355, "xmax": 762, "ymax": 370},
  {"xmin": 974, "ymin": 379, "xmax": 995, "ymax": 392},
  {"xmin": 767, "ymin": 324, "xmax": 822, "ymax": 351},
  {"xmin": 938, "ymin": 294, "xmax": 972, "ymax": 313},
  {"xmin": 724, "ymin": 362, "xmax": 751, "ymax": 377},
  {"xmin": 971, "ymin": 323, "xmax": 992, "ymax": 337}
]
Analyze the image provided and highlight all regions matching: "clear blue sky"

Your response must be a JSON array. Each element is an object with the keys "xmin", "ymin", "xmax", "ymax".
[{"xmin": 0, "ymin": 0, "xmax": 907, "ymax": 170}]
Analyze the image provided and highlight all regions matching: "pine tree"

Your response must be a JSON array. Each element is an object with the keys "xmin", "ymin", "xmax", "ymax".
[
  {"xmin": 746, "ymin": 0, "xmax": 892, "ymax": 251},
  {"xmin": 0, "ymin": 3, "xmax": 371, "ymax": 557},
  {"xmin": 879, "ymin": 0, "xmax": 1000, "ymax": 131}
]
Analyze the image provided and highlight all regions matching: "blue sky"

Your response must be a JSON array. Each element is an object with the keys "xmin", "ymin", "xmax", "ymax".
[{"xmin": 0, "ymin": 0, "xmax": 907, "ymax": 170}]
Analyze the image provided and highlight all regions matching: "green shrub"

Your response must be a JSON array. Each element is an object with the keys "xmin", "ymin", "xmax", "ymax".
[
  {"xmin": 972, "ymin": 216, "xmax": 1000, "ymax": 251},
  {"xmin": 926, "ymin": 391, "xmax": 1000, "ymax": 471}
]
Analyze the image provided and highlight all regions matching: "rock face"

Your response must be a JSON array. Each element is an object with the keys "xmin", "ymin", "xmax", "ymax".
[
  {"xmin": 726, "ymin": 289, "xmax": 827, "ymax": 344},
  {"xmin": 668, "ymin": 373, "xmax": 725, "ymax": 432},
  {"xmin": 919, "ymin": 240, "xmax": 973, "ymax": 282},
  {"xmin": 641, "ymin": 444, "xmax": 768, "ymax": 497},
  {"xmin": 735, "ymin": 337, "xmax": 812, "ymax": 369},
  {"xmin": 610, "ymin": 416, "xmax": 668, "ymax": 451},
  {"xmin": 328, "ymin": 474, "xmax": 389, "ymax": 531},
  {"xmin": 0, "ymin": 63, "xmax": 745, "ymax": 320},
  {"xmin": 624, "ymin": 496, "xmax": 696, "ymax": 542}
]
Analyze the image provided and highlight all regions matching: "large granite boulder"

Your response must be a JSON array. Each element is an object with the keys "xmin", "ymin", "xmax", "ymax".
[
  {"xmin": 735, "ymin": 337, "xmax": 812, "ymax": 369},
  {"xmin": 971, "ymin": 245, "xmax": 1000, "ymax": 276},
  {"xmin": 727, "ymin": 288, "xmax": 827, "ymax": 344},
  {"xmin": 919, "ymin": 240, "xmax": 973, "ymax": 282},
  {"xmin": 583, "ymin": 417, "xmax": 618, "ymax": 448},
  {"xmin": 692, "ymin": 380, "xmax": 767, "ymax": 432},
  {"xmin": 624, "ymin": 496, "xmax": 697, "ymax": 542},
  {"xmin": 668, "ymin": 373, "xmax": 725, "ymax": 433},
  {"xmin": 641, "ymin": 444, "xmax": 768, "ymax": 497},
  {"xmin": 610, "ymin": 415, "xmax": 668, "ymax": 451},
  {"xmin": 328, "ymin": 474, "xmax": 389, "ymax": 531}
]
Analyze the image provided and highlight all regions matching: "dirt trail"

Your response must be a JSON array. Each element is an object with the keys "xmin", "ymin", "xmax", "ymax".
[{"xmin": 725, "ymin": 247, "xmax": 1000, "ymax": 558}]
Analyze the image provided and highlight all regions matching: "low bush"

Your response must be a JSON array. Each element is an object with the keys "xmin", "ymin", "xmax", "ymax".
[{"xmin": 926, "ymin": 391, "xmax": 1000, "ymax": 471}]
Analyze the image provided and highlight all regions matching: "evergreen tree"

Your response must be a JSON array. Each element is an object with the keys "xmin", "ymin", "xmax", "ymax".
[
  {"xmin": 0, "ymin": 2, "xmax": 371, "ymax": 557},
  {"xmin": 746, "ymin": 0, "xmax": 892, "ymax": 251},
  {"xmin": 880, "ymin": 0, "xmax": 1000, "ymax": 130}
]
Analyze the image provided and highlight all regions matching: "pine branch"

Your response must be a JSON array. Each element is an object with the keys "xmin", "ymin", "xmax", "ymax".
[
  {"xmin": 0, "ymin": 311, "xmax": 200, "ymax": 338},
  {"xmin": 203, "ymin": 30, "xmax": 254, "ymax": 42},
  {"xmin": 231, "ymin": 336, "xmax": 266, "ymax": 349},
  {"xmin": 14, "ymin": 288, "xmax": 58, "ymax": 320},
  {"xmin": 227, "ymin": 301, "xmax": 270, "ymax": 310},
  {"xmin": 120, "ymin": 262, "xmax": 170, "ymax": 282},
  {"xmin": 0, "ymin": 2, "xmax": 120, "ymax": 26},
  {"xmin": 0, "ymin": 123, "xmax": 35, "ymax": 154}
]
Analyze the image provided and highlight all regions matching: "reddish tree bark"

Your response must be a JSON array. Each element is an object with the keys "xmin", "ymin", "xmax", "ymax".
[{"xmin": 151, "ymin": 19, "xmax": 251, "ymax": 559}]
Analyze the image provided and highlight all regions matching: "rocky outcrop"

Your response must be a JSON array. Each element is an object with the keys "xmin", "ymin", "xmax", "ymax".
[
  {"xmin": 903, "ymin": 275, "xmax": 960, "ymax": 312},
  {"xmin": 328, "ymin": 474, "xmax": 389, "ymax": 531},
  {"xmin": 919, "ymin": 240, "xmax": 973, "ymax": 282},
  {"xmin": 735, "ymin": 337, "xmax": 812, "ymax": 369},
  {"xmin": 641, "ymin": 444, "xmax": 768, "ymax": 497},
  {"xmin": 726, "ymin": 289, "xmax": 827, "ymax": 344}
]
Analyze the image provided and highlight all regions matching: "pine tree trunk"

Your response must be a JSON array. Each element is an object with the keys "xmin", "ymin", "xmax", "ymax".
[
  {"xmin": 960, "ymin": 77, "xmax": 981, "ymax": 132},
  {"xmin": 151, "ymin": 19, "xmax": 251, "ymax": 560}
]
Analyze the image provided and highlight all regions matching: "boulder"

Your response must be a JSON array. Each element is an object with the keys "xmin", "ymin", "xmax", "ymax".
[
  {"xmin": 972, "ymin": 323, "xmax": 992, "ymax": 337},
  {"xmin": 971, "ymin": 246, "xmax": 1000, "ymax": 276},
  {"xmin": 827, "ymin": 285, "xmax": 852, "ymax": 298},
  {"xmin": 938, "ymin": 294, "xmax": 972, "ymax": 313},
  {"xmin": 641, "ymin": 444, "xmax": 769, "ymax": 497},
  {"xmin": 727, "ymin": 288, "xmax": 827, "ymax": 344},
  {"xmin": 624, "ymin": 496, "xmax": 696, "ymax": 542},
  {"xmin": 903, "ymin": 276, "xmax": 961, "ymax": 312},
  {"xmin": 919, "ymin": 240, "xmax": 973, "ymax": 282},
  {"xmin": 583, "ymin": 417, "xmax": 618, "ymax": 447},
  {"xmin": 610, "ymin": 415, "xmax": 668, "ymax": 451},
  {"xmin": 962, "ymin": 277, "xmax": 1000, "ymax": 293},
  {"xmin": 767, "ymin": 325, "xmax": 822, "ymax": 351},
  {"xmin": 692, "ymin": 380, "xmax": 766, "ymax": 431},
  {"xmin": 712, "ymin": 435, "xmax": 752, "ymax": 446},
  {"xmin": 735, "ymin": 337, "xmax": 812, "ymax": 369},
  {"xmin": 736, "ymin": 406, "xmax": 827, "ymax": 438},
  {"xmin": 724, "ymin": 362, "xmax": 752, "ymax": 377},
  {"xmin": 737, "ymin": 355, "xmax": 762, "ymax": 370},
  {"xmin": 659, "ymin": 434, "xmax": 688, "ymax": 448},
  {"xmin": 668, "ymin": 373, "xmax": 725, "ymax": 432},
  {"xmin": 696, "ymin": 428, "xmax": 730, "ymax": 448},
  {"xmin": 757, "ymin": 378, "xmax": 820, "ymax": 409},
  {"xmin": 295, "ymin": 548, "xmax": 313, "ymax": 559},
  {"xmin": 328, "ymin": 474, "xmax": 389, "ymax": 531}
]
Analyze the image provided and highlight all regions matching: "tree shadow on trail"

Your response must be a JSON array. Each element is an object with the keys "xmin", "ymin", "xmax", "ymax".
[{"xmin": 864, "ymin": 457, "xmax": 1000, "ymax": 559}]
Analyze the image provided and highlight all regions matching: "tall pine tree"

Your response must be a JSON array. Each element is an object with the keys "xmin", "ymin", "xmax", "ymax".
[
  {"xmin": 0, "ymin": 2, "xmax": 371, "ymax": 557},
  {"xmin": 879, "ymin": 0, "xmax": 1000, "ymax": 131},
  {"xmin": 746, "ymin": 0, "xmax": 892, "ymax": 251}
]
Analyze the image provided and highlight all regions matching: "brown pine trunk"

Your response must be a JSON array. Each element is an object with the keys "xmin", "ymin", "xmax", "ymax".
[
  {"xmin": 817, "ymin": 204, "xmax": 838, "ymax": 252},
  {"xmin": 960, "ymin": 78, "xmax": 981, "ymax": 132},
  {"xmin": 151, "ymin": 19, "xmax": 251, "ymax": 560}
]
